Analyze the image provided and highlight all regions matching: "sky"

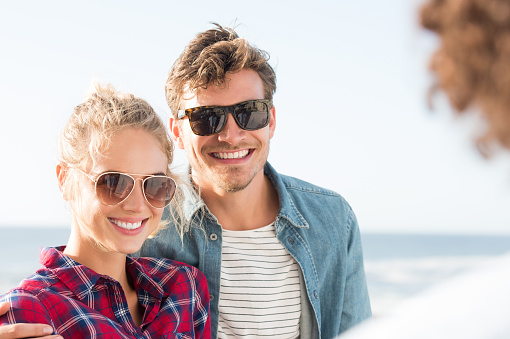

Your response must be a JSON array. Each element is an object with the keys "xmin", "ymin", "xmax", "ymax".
[{"xmin": 1, "ymin": 0, "xmax": 509, "ymax": 235}]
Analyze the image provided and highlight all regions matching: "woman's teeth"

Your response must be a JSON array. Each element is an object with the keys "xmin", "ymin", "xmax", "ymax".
[{"xmin": 109, "ymin": 218, "xmax": 143, "ymax": 230}]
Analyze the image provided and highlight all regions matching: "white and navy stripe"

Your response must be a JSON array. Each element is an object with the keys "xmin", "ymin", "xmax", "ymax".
[{"xmin": 218, "ymin": 223, "xmax": 301, "ymax": 338}]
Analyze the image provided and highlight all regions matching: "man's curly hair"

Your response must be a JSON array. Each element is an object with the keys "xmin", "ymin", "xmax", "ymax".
[
  {"xmin": 165, "ymin": 23, "xmax": 276, "ymax": 117},
  {"xmin": 420, "ymin": 0, "xmax": 510, "ymax": 154}
]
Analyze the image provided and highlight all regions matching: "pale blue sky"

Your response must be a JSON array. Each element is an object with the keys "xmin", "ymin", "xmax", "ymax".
[{"xmin": 1, "ymin": 0, "xmax": 509, "ymax": 234}]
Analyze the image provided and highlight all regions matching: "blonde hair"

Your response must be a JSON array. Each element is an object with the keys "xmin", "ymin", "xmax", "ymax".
[
  {"xmin": 59, "ymin": 83, "xmax": 173, "ymax": 169},
  {"xmin": 59, "ymin": 83, "xmax": 185, "ymax": 238}
]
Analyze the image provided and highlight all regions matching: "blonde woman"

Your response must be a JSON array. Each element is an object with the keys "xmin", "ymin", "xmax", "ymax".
[{"xmin": 0, "ymin": 84, "xmax": 210, "ymax": 338}]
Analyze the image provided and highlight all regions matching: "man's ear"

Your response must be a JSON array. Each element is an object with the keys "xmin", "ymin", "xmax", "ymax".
[
  {"xmin": 269, "ymin": 105, "xmax": 276, "ymax": 139},
  {"xmin": 56, "ymin": 163, "xmax": 69, "ymax": 201},
  {"xmin": 170, "ymin": 117, "xmax": 185, "ymax": 149}
]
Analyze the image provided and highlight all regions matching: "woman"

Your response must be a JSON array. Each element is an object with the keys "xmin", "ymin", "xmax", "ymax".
[{"xmin": 0, "ymin": 83, "xmax": 210, "ymax": 338}]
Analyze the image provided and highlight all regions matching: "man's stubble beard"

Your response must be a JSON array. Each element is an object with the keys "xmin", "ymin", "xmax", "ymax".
[{"xmin": 196, "ymin": 142, "xmax": 270, "ymax": 194}]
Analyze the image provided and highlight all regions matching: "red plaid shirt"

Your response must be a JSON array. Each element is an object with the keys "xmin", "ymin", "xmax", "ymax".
[{"xmin": 0, "ymin": 247, "xmax": 210, "ymax": 338}]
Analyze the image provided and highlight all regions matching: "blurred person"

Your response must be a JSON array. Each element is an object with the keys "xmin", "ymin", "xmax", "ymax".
[
  {"xmin": 0, "ymin": 84, "xmax": 210, "ymax": 338},
  {"xmin": 423, "ymin": 0, "xmax": 510, "ymax": 155},
  {"xmin": 340, "ymin": 0, "xmax": 510, "ymax": 338}
]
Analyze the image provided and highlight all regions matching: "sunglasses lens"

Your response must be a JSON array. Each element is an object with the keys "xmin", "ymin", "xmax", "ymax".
[
  {"xmin": 144, "ymin": 176, "xmax": 176, "ymax": 208},
  {"xmin": 96, "ymin": 173, "xmax": 134, "ymax": 205},
  {"xmin": 189, "ymin": 107, "xmax": 227, "ymax": 136},
  {"xmin": 234, "ymin": 101, "xmax": 270, "ymax": 130}
]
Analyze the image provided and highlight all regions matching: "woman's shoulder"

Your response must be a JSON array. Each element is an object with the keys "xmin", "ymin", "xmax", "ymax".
[{"xmin": 2, "ymin": 268, "xmax": 59, "ymax": 299}]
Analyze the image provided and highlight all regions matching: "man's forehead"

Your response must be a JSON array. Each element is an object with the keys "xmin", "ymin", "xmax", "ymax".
[
  {"xmin": 181, "ymin": 69, "xmax": 264, "ymax": 109},
  {"xmin": 180, "ymin": 82, "xmax": 225, "ymax": 108}
]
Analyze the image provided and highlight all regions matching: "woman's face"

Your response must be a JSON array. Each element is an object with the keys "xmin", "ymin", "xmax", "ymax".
[{"xmin": 70, "ymin": 127, "xmax": 169, "ymax": 255}]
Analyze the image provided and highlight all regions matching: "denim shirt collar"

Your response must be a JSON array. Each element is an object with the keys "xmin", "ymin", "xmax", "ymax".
[
  {"xmin": 263, "ymin": 162, "xmax": 309, "ymax": 231},
  {"xmin": 180, "ymin": 162, "xmax": 309, "ymax": 231}
]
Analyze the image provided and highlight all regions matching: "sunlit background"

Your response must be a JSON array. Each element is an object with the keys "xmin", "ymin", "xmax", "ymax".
[
  {"xmin": 2, "ymin": 0, "xmax": 509, "ymax": 234},
  {"xmin": 2, "ymin": 0, "xmax": 510, "ymax": 316}
]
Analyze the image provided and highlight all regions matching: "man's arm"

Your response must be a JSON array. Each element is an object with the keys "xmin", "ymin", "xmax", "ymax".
[
  {"xmin": 340, "ymin": 208, "xmax": 372, "ymax": 333},
  {"xmin": 0, "ymin": 302, "xmax": 62, "ymax": 339}
]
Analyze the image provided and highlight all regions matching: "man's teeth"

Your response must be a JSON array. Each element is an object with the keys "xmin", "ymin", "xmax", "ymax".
[
  {"xmin": 109, "ymin": 219, "xmax": 143, "ymax": 230},
  {"xmin": 213, "ymin": 150, "xmax": 249, "ymax": 159}
]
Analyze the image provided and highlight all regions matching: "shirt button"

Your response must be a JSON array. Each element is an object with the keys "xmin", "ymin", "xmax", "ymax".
[
  {"xmin": 314, "ymin": 290, "xmax": 319, "ymax": 299},
  {"xmin": 210, "ymin": 233, "xmax": 218, "ymax": 241},
  {"xmin": 288, "ymin": 237, "xmax": 295, "ymax": 245},
  {"xmin": 210, "ymin": 295, "xmax": 215, "ymax": 301}
]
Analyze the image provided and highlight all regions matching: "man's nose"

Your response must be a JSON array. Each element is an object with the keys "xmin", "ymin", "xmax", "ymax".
[{"xmin": 217, "ymin": 113, "xmax": 245, "ymax": 143}]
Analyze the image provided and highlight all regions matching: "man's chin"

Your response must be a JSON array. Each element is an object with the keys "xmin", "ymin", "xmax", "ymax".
[
  {"xmin": 214, "ymin": 178, "xmax": 252, "ymax": 193},
  {"xmin": 209, "ymin": 169, "xmax": 258, "ymax": 193}
]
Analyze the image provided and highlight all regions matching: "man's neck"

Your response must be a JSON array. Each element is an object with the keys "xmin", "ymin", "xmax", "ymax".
[{"xmin": 196, "ymin": 171, "xmax": 279, "ymax": 231}]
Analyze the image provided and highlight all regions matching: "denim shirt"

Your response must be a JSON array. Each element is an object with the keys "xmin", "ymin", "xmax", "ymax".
[{"xmin": 138, "ymin": 163, "xmax": 372, "ymax": 339}]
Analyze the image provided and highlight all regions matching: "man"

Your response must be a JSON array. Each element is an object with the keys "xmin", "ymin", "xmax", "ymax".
[{"xmin": 0, "ymin": 23, "xmax": 371, "ymax": 339}]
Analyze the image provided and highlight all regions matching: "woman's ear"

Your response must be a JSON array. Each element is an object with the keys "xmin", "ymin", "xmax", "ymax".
[{"xmin": 56, "ymin": 163, "xmax": 69, "ymax": 201}]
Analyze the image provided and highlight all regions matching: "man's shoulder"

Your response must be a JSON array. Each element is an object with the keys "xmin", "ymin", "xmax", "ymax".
[
  {"xmin": 272, "ymin": 170, "xmax": 350, "ymax": 210},
  {"xmin": 279, "ymin": 172, "xmax": 343, "ymax": 197},
  {"xmin": 265, "ymin": 163, "xmax": 345, "ymax": 200},
  {"xmin": 267, "ymin": 166, "xmax": 356, "ymax": 228}
]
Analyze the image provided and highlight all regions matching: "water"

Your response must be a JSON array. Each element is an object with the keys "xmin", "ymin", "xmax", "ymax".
[
  {"xmin": 0, "ymin": 227, "xmax": 71, "ymax": 296},
  {"xmin": 1, "ymin": 228, "xmax": 510, "ymax": 316},
  {"xmin": 362, "ymin": 233, "xmax": 510, "ymax": 314}
]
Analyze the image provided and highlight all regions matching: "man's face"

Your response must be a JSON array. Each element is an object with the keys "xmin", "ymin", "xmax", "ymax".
[{"xmin": 171, "ymin": 69, "xmax": 276, "ymax": 193}]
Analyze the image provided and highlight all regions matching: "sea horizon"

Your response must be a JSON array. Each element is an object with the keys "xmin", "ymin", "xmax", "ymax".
[{"xmin": 2, "ymin": 227, "xmax": 510, "ymax": 315}]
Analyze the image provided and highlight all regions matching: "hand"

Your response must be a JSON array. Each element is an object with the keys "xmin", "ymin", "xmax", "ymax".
[{"xmin": 0, "ymin": 302, "xmax": 62, "ymax": 339}]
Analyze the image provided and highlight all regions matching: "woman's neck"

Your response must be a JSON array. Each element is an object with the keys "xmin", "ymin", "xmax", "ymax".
[
  {"xmin": 64, "ymin": 229, "xmax": 128, "ymax": 280},
  {"xmin": 63, "ymin": 229, "xmax": 143, "ymax": 326}
]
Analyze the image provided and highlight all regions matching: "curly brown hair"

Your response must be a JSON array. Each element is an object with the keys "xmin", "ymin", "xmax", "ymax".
[
  {"xmin": 420, "ymin": 0, "xmax": 510, "ymax": 154},
  {"xmin": 165, "ymin": 23, "xmax": 276, "ymax": 117}
]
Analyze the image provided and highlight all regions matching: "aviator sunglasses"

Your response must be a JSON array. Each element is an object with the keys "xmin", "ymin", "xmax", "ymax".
[
  {"xmin": 177, "ymin": 99, "xmax": 272, "ymax": 136},
  {"xmin": 76, "ymin": 169, "xmax": 176, "ymax": 209}
]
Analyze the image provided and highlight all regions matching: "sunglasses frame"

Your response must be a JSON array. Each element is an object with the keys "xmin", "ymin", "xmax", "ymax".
[
  {"xmin": 76, "ymin": 168, "xmax": 176, "ymax": 209},
  {"xmin": 177, "ymin": 99, "xmax": 273, "ymax": 136}
]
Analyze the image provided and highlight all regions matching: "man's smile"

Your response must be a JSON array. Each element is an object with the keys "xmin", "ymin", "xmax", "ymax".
[{"xmin": 211, "ymin": 149, "xmax": 250, "ymax": 159}]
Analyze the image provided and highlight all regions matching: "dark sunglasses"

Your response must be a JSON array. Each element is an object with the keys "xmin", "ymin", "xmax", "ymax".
[
  {"xmin": 177, "ymin": 99, "xmax": 272, "ymax": 136},
  {"xmin": 77, "ymin": 169, "xmax": 176, "ymax": 209}
]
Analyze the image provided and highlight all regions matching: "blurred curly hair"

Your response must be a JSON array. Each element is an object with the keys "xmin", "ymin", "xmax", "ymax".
[
  {"xmin": 420, "ymin": 0, "xmax": 510, "ymax": 154},
  {"xmin": 165, "ymin": 23, "xmax": 276, "ymax": 117}
]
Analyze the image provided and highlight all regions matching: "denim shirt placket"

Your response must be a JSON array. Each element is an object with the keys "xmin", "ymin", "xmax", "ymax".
[{"xmin": 274, "ymin": 216, "xmax": 321, "ymax": 338}]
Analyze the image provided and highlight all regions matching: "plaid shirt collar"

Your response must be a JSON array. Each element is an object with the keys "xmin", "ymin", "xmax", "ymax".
[{"xmin": 40, "ymin": 246, "xmax": 165, "ymax": 306}]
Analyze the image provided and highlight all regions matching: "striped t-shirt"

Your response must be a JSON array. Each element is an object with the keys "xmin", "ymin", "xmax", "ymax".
[{"xmin": 217, "ymin": 223, "xmax": 301, "ymax": 338}]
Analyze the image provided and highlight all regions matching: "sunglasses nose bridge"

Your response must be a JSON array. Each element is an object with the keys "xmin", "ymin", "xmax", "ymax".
[
  {"xmin": 220, "ymin": 104, "xmax": 248, "ymax": 134},
  {"xmin": 120, "ymin": 177, "xmax": 147, "ymax": 206},
  {"xmin": 133, "ymin": 177, "xmax": 146, "ymax": 195},
  {"xmin": 223, "ymin": 105, "xmax": 235, "ymax": 115}
]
